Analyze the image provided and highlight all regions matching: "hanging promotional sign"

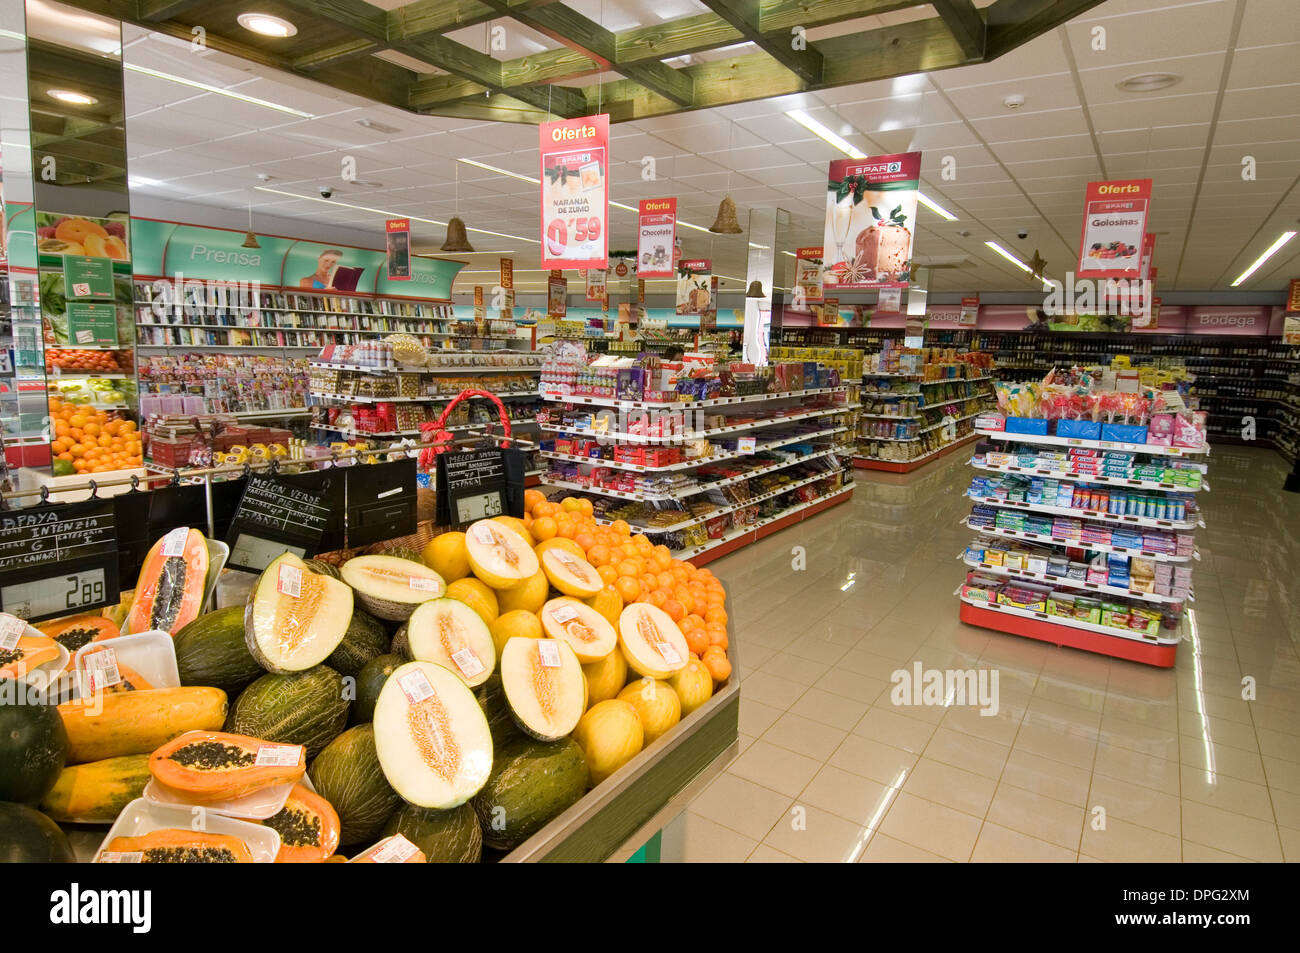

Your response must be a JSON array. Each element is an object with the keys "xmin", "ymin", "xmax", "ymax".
[
  {"xmin": 1286, "ymin": 278, "xmax": 1300, "ymax": 313},
  {"xmin": 960, "ymin": 295, "xmax": 979, "ymax": 326},
  {"xmin": 1077, "ymin": 178, "xmax": 1152, "ymax": 279},
  {"xmin": 794, "ymin": 246, "xmax": 823, "ymax": 305},
  {"xmin": 676, "ymin": 259, "xmax": 712, "ymax": 315},
  {"xmin": 699, "ymin": 275, "xmax": 718, "ymax": 331},
  {"xmin": 499, "ymin": 257, "xmax": 513, "ymax": 289},
  {"xmin": 473, "ymin": 285, "xmax": 485, "ymax": 320},
  {"xmin": 385, "ymin": 218, "xmax": 411, "ymax": 281},
  {"xmin": 547, "ymin": 273, "xmax": 567, "ymax": 317},
  {"xmin": 585, "ymin": 268, "xmax": 607, "ymax": 302},
  {"xmin": 539, "ymin": 113, "xmax": 609, "ymax": 271},
  {"xmin": 1139, "ymin": 232, "xmax": 1156, "ymax": 280},
  {"xmin": 877, "ymin": 287, "xmax": 902, "ymax": 313},
  {"xmin": 819, "ymin": 297, "xmax": 840, "ymax": 326},
  {"xmin": 636, "ymin": 198, "xmax": 677, "ymax": 279},
  {"xmin": 823, "ymin": 152, "xmax": 921, "ymax": 290}
]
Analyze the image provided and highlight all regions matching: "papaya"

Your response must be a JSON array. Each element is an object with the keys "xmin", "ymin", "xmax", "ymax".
[
  {"xmin": 124, "ymin": 527, "xmax": 210, "ymax": 635},
  {"xmin": 38, "ymin": 614, "xmax": 119, "ymax": 669},
  {"xmin": 98, "ymin": 662, "xmax": 154, "ymax": 694},
  {"xmin": 58, "ymin": 686, "xmax": 228, "ymax": 763},
  {"xmin": 149, "ymin": 730, "xmax": 305, "ymax": 803},
  {"xmin": 40, "ymin": 754, "xmax": 151, "ymax": 823},
  {"xmin": 262, "ymin": 783, "xmax": 341, "ymax": 863},
  {"xmin": 0, "ymin": 633, "xmax": 60, "ymax": 680},
  {"xmin": 103, "ymin": 830, "xmax": 253, "ymax": 863}
]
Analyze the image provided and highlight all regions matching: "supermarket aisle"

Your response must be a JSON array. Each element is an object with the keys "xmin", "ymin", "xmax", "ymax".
[{"xmin": 661, "ymin": 445, "xmax": 1300, "ymax": 862}]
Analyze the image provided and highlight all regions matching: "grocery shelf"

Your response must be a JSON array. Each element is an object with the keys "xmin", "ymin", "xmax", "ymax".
[
  {"xmin": 975, "ymin": 428, "xmax": 1210, "ymax": 456},
  {"xmin": 311, "ymin": 390, "xmax": 539, "ymax": 404},
  {"xmin": 919, "ymin": 375, "xmax": 994, "ymax": 386},
  {"xmin": 858, "ymin": 411, "xmax": 920, "ymax": 420},
  {"xmin": 971, "ymin": 460, "xmax": 1209, "ymax": 493},
  {"xmin": 311, "ymin": 360, "xmax": 541, "ymax": 375},
  {"xmin": 539, "ymin": 425, "xmax": 847, "ymax": 473},
  {"xmin": 134, "ymin": 301, "xmax": 451, "ymax": 320},
  {"xmin": 47, "ymin": 372, "xmax": 130, "ymax": 379},
  {"xmin": 540, "ymin": 385, "xmax": 847, "ymax": 411},
  {"xmin": 918, "ymin": 410, "xmax": 984, "ymax": 434},
  {"xmin": 138, "ymin": 343, "xmax": 320, "ymax": 352},
  {"xmin": 680, "ymin": 486, "xmax": 855, "ymax": 565},
  {"xmin": 313, "ymin": 419, "xmax": 539, "ymax": 439},
  {"xmin": 963, "ymin": 519, "xmax": 1195, "ymax": 563},
  {"xmin": 958, "ymin": 597, "xmax": 1180, "ymax": 667},
  {"xmin": 965, "ymin": 493, "xmax": 1201, "ymax": 530},
  {"xmin": 545, "ymin": 404, "xmax": 851, "ymax": 443},
  {"xmin": 960, "ymin": 556, "xmax": 1190, "ymax": 606},
  {"xmin": 854, "ymin": 433, "xmax": 981, "ymax": 472}
]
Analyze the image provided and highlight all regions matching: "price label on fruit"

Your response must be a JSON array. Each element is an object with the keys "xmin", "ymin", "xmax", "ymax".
[
  {"xmin": 82, "ymin": 647, "xmax": 121, "ymax": 694},
  {"xmin": 255, "ymin": 744, "xmax": 304, "ymax": 767},
  {"xmin": 451, "ymin": 648, "xmax": 485, "ymax": 679},
  {"xmin": 398, "ymin": 669, "xmax": 436, "ymax": 704},
  {"xmin": 276, "ymin": 564, "xmax": 303, "ymax": 598},
  {"xmin": 538, "ymin": 640, "xmax": 562, "ymax": 668}
]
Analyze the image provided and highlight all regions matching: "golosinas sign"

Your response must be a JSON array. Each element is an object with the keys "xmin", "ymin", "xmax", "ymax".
[{"xmin": 1077, "ymin": 179, "xmax": 1152, "ymax": 280}]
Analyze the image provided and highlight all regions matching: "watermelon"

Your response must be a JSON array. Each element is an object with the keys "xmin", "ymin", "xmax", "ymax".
[
  {"xmin": 352, "ymin": 653, "xmax": 402, "ymax": 724},
  {"xmin": 309, "ymin": 724, "xmax": 400, "ymax": 847},
  {"xmin": 325, "ymin": 609, "xmax": 388, "ymax": 677},
  {"xmin": 0, "ymin": 802, "xmax": 75, "ymax": 863},
  {"xmin": 0, "ymin": 702, "xmax": 68, "ymax": 804},
  {"xmin": 225, "ymin": 666, "xmax": 348, "ymax": 758},
  {"xmin": 174, "ymin": 607, "xmax": 263, "ymax": 695},
  {"xmin": 381, "ymin": 802, "xmax": 482, "ymax": 864},
  {"xmin": 472, "ymin": 737, "xmax": 588, "ymax": 851}
]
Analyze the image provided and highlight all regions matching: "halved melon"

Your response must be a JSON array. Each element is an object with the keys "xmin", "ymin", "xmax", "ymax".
[
  {"xmin": 464, "ymin": 520, "xmax": 539, "ymax": 590},
  {"xmin": 541, "ymin": 597, "xmax": 617, "ymax": 663},
  {"xmin": 341, "ymin": 555, "xmax": 446, "ymax": 622},
  {"xmin": 540, "ymin": 548, "xmax": 603, "ymax": 598},
  {"xmin": 149, "ymin": 730, "xmax": 306, "ymax": 803},
  {"xmin": 263, "ymin": 783, "xmax": 341, "ymax": 863},
  {"xmin": 0, "ymin": 633, "xmax": 60, "ymax": 680},
  {"xmin": 617, "ymin": 603, "xmax": 689, "ymax": 679},
  {"xmin": 104, "ymin": 829, "xmax": 253, "ymax": 863},
  {"xmin": 125, "ymin": 527, "xmax": 210, "ymax": 635},
  {"xmin": 373, "ymin": 661, "xmax": 493, "ymax": 810},
  {"xmin": 405, "ymin": 599, "xmax": 496, "ymax": 688},
  {"xmin": 500, "ymin": 637, "xmax": 585, "ymax": 742},
  {"xmin": 245, "ymin": 553, "xmax": 355, "ymax": 673}
]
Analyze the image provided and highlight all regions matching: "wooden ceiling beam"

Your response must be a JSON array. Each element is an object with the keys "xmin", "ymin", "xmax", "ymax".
[
  {"xmin": 695, "ymin": 0, "xmax": 823, "ymax": 85},
  {"xmin": 293, "ymin": 39, "xmax": 379, "ymax": 71},
  {"xmin": 929, "ymin": 0, "xmax": 986, "ymax": 59},
  {"xmin": 983, "ymin": 0, "xmax": 1109, "ymax": 58},
  {"xmin": 135, "ymin": 0, "xmax": 204, "ymax": 21}
]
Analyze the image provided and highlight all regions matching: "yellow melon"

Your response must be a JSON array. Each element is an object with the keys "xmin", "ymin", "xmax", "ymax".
[
  {"xmin": 444, "ymin": 577, "xmax": 500, "ymax": 625},
  {"xmin": 488, "ymin": 609, "xmax": 543, "ymax": 657},
  {"xmin": 573, "ymin": 700, "xmax": 644, "ymax": 787},
  {"xmin": 582, "ymin": 648, "xmax": 627, "ymax": 709},
  {"xmin": 584, "ymin": 588, "xmax": 623, "ymax": 628},
  {"xmin": 534, "ymin": 537, "xmax": 586, "ymax": 562},
  {"xmin": 492, "ymin": 516, "xmax": 534, "ymax": 546},
  {"xmin": 668, "ymin": 659, "xmax": 714, "ymax": 717},
  {"xmin": 496, "ymin": 569, "xmax": 549, "ymax": 615},
  {"xmin": 465, "ymin": 519, "xmax": 539, "ymax": 590},
  {"xmin": 422, "ymin": 532, "xmax": 471, "ymax": 583},
  {"xmin": 617, "ymin": 677, "xmax": 681, "ymax": 745},
  {"xmin": 540, "ymin": 548, "xmax": 602, "ymax": 598}
]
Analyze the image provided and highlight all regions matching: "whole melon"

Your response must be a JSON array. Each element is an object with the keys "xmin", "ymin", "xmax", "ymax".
[
  {"xmin": 0, "ymin": 702, "xmax": 68, "ymax": 804},
  {"xmin": 0, "ymin": 802, "xmax": 75, "ymax": 862},
  {"xmin": 309, "ymin": 724, "xmax": 400, "ymax": 847},
  {"xmin": 381, "ymin": 802, "xmax": 482, "ymax": 863},
  {"xmin": 226, "ymin": 666, "xmax": 349, "ymax": 758}
]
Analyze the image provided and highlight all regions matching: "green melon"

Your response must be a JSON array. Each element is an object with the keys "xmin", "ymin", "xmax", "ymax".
[
  {"xmin": 472, "ymin": 736, "xmax": 587, "ymax": 852},
  {"xmin": 382, "ymin": 547, "xmax": 426, "ymax": 564},
  {"xmin": 305, "ymin": 559, "xmax": 342, "ymax": 580},
  {"xmin": 0, "ymin": 802, "xmax": 75, "ymax": 863},
  {"xmin": 325, "ymin": 609, "xmax": 388, "ymax": 677},
  {"xmin": 381, "ymin": 802, "xmax": 482, "ymax": 864},
  {"xmin": 0, "ymin": 702, "xmax": 67, "ymax": 804},
  {"xmin": 174, "ymin": 606, "xmax": 263, "ymax": 695},
  {"xmin": 309, "ymin": 724, "xmax": 400, "ymax": 846},
  {"xmin": 225, "ymin": 665, "xmax": 349, "ymax": 758},
  {"xmin": 352, "ymin": 653, "xmax": 402, "ymax": 724},
  {"xmin": 476, "ymin": 674, "xmax": 522, "ymax": 750}
]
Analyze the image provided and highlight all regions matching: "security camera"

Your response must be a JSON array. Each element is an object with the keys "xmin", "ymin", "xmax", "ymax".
[
  {"xmin": 319, "ymin": 185, "xmax": 334, "ymax": 199},
  {"xmin": 1017, "ymin": 230, "xmax": 1028, "ymax": 240}
]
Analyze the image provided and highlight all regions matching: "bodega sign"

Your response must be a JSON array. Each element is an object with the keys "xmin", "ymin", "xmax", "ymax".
[
  {"xmin": 539, "ymin": 114, "xmax": 609, "ymax": 271},
  {"xmin": 1077, "ymin": 178, "xmax": 1152, "ymax": 279}
]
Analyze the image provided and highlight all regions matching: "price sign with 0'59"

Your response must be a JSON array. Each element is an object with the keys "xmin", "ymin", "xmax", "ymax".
[{"xmin": 545, "ymin": 215, "xmax": 603, "ymax": 257}]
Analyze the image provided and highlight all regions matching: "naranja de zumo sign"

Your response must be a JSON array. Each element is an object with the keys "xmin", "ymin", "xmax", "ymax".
[
  {"xmin": 129, "ymin": 217, "xmax": 466, "ymax": 300},
  {"xmin": 539, "ymin": 114, "xmax": 609, "ymax": 271},
  {"xmin": 1076, "ymin": 179, "xmax": 1152, "ymax": 280}
]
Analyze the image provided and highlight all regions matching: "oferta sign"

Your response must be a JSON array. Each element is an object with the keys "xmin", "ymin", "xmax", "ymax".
[{"xmin": 1077, "ymin": 179, "xmax": 1152, "ymax": 280}]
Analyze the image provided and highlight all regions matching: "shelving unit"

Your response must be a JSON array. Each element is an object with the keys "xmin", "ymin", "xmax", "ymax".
[
  {"xmin": 539, "ymin": 383, "xmax": 856, "ymax": 565},
  {"xmin": 855, "ymin": 369, "xmax": 997, "ymax": 472},
  {"xmin": 957, "ymin": 428, "xmax": 1209, "ymax": 667}
]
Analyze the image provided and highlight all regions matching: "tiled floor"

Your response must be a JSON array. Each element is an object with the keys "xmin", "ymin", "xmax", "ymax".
[{"xmin": 659, "ymin": 444, "xmax": 1300, "ymax": 862}]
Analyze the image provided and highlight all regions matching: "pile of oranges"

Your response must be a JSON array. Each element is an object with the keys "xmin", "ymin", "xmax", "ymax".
[
  {"xmin": 48, "ymin": 395, "xmax": 143, "ymax": 474},
  {"xmin": 45, "ymin": 348, "xmax": 123, "ymax": 373},
  {"xmin": 522, "ymin": 488, "xmax": 731, "ymax": 681}
]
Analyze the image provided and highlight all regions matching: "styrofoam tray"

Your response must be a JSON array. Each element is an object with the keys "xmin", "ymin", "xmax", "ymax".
[
  {"xmin": 71, "ymin": 630, "xmax": 179, "ymax": 699},
  {"xmin": 93, "ymin": 798, "xmax": 280, "ymax": 863},
  {"xmin": 141, "ymin": 730, "xmax": 304, "ymax": 819},
  {"xmin": 0, "ymin": 613, "xmax": 70, "ymax": 690}
]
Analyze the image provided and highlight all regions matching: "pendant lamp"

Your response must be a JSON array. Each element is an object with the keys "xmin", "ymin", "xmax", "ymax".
[
  {"xmin": 745, "ymin": 280, "xmax": 765, "ymax": 298},
  {"xmin": 242, "ymin": 200, "xmax": 261, "ymax": 249},
  {"xmin": 441, "ymin": 216, "xmax": 474, "ymax": 252},
  {"xmin": 709, "ymin": 122, "xmax": 744, "ymax": 234}
]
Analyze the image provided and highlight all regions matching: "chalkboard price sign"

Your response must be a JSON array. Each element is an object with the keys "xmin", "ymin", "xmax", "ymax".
[
  {"xmin": 435, "ymin": 448, "xmax": 525, "ymax": 529},
  {"xmin": 0, "ymin": 500, "xmax": 120, "ymax": 622},
  {"xmin": 226, "ymin": 474, "xmax": 332, "ymax": 573}
]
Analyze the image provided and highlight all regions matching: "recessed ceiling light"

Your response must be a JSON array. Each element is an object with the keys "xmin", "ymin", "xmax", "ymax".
[
  {"xmin": 48, "ymin": 89, "xmax": 97, "ymax": 105},
  {"xmin": 1117, "ymin": 73, "xmax": 1181, "ymax": 93},
  {"xmin": 1003, "ymin": 94, "xmax": 1025, "ymax": 110},
  {"xmin": 237, "ymin": 13, "xmax": 298, "ymax": 38}
]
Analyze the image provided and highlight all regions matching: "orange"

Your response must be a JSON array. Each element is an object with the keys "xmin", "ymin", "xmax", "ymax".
[
  {"xmin": 683, "ymin": 613, "xmax": 705, "ymax": 632},
  {"xmin": 524, "ymin": 489, "xmax": 545, "ymax": 512},
  {"xmin": 655, "ymin": 572, "xmax": 674, "ymax": 591},
  {"xmin": 83, "ymin": 422, "xmax": 100, "ymax": 437},
  {"xmin": 705, "ymin": 607, "xmax": 727, "ymax": 626},
  {"xmin": 597, "ymin": 564, "xmax": 619, "ymax": 586},
  {"xmin": 674, "ymin": 588, "xmax": 695, "ymax": 615},
  {"xmin": 615, "ymin": 576, "xmax": 641, "ymax": 603},
  {"xmin": 632, "ymin": 534, "xmax": 652, "ymax": 552},
  {"xmin": 586, "ymin": 544, "xmax": 612, "ymax": 567},
  {"xmin": 638, "ymin": 573, "xmax": 659, "ymax": 593},
  {"xmin": 577, "ymin": 498, "xmax": 594, "ymax": 517},
  {"xmin": 532, "ymin": 516, "xmax": 557, "ymax": 541},
  {"xmin": 615, "ymin": 559, "xmax": 639, "ymax": 578},
  {"xmin": 69, "ymin": 444, "xmax": 87, "ymax": 458},
  {"xmin": 706, "ymin": 590, "xmax": 726, "ymax": 607},
  {"xmin": 662, "ymin": 599, "xmax": 685, "ymax": 622},
  {"xmin": 561, "ymin": 497, "xmax": 583, "ymax": 513},
  {"xmin": 574, "ymin": 532, "xmax": 596, "ymax": 553},
  {"xmin": 702, "ymin": 647, "xmax": 731, "ymax": 682},
  {"xmin": 647, "ymin": 589, "xmax": 668, "ymax": 609},
  {"xmin": 556, "ymin": 520, "xmax": 577, "ymax": 539},
  {"xmin": 98, "ymin": 434, "xmax": 113, "ymax": 447},
  {"xmin": 609, "ymin": 519, "xmax": 630, "ymax": 536}
]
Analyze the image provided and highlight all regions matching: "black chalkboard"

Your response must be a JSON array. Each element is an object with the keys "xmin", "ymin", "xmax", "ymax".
[
  {"xmin": 225, "ymin": 474, "xmax": 332, "ymax": 573},
  {"xmin": 0, "ymin": 499, "xmax": 120, "ymax": 622},
  {"xmin": 435, "ymin": 448, "xmax": 526, "ymax": 529},
  {"xmin": 346, "ymin": 459, "xmax": 417, "ymax": 548}
]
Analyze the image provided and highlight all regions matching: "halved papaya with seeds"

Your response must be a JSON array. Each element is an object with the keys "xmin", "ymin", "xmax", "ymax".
[
  {"xmin": 38, "ymin": 614, "xmax": 120, "ymax": 670},
  {"xmin": 100, "ymin": 662, "xmax": 154, "ymax": 694},
  {"xmin": 262, "ymin": 783, "xmax": 341, "ymax": 863},
  {"xmin": 148, "ymin": 730, "xmax": 305, "ymax": 803},
  {"xmin": 103, "ymin": 829, "xmax": 253, "ymax": 863},
  {"xmin": 0, "ymin": 634, "xmax": 60, "ymax": 680},
  {"xmin": 125, "ymin": 528, "xmax": 210, "ymax": 635}
]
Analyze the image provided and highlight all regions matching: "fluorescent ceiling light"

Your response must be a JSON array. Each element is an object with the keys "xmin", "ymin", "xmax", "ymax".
[
  {"xmin": 458, "ymin": 158, "xmax": 538, "ymax": 184},
  {"xmin": 129, "ymin": 175, "xmax": 164, "ymax": 187},
  {"xmin": 782, "ymin": 250, "xmax": 797, "ymax": 257},
  {"xmin": 125, "ymin": 63, "xmax": 314, "ymax": 118},
  {"xmin": 916, "ymin": 192, "xmax": 957, "ymax": 221},
  {"xmin": 253, "ymin": 187, "xmax": 539, "ymax": 244},
  {"xmin": 786, "ymin": 109, "xmax": 866, "ymax": 159},
  {"xmin": 48, "ymin": 89, "xmax": 97, "ymax": 105},
  {"xmin": 237, "ymin": 13, "xmax": 298, "ymax": 37},
  {"xmin": 1231, "ymin": 231, "xmax": 1296, "ymax": 286}
]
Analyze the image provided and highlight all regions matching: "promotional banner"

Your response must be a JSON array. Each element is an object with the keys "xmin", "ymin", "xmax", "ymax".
[
  {"xmin": 960, "ymin": 295, "xmax": 979, "ymax": 326},
  {"xmin": 385, "ymin": 218, "xmax": 410, "ymax": 280},
  {"xmin": 1139, "ymin": 232, "xmax": 1156, "ymax": 280},
  {"xmin": 636, "ymin": 198, "xmax": 676, "ymax": 278},
  {"xmin": 794, "ymin": 246, "xmax": 823, "ymax": 304},
  {"xmin": 473, "ymin": 285, "xmax": 485, "ymax": 321},
  {"xmin": 1285, "ymin": 314, "xmax": 1300, "ymax": 345},
  {"xmin": 1286, "ymin": 278, "xmax": 1300, "ymax": 313},
  {"xmin": 547, "ymin": 273, "xmax": 567, "ymax": 317},
  {"xmin": 877, "ymin": 287, "xmax": 902, "ymax": 313},
  {"xmin": 1077, "ymin": 178, "xmax": 1152, "ymax": 278},
  {"xmin": 499, "ymin": 257, "xmax": 513, "ymax": 290},
  {"xmin": 699, "ymin": 275, "xmax": 718, "ymax": 331},
  {"xmin": 818, "ymin": 297, "xmax": 840, "ymax": 326},
  {"xmin": 676, "ymin": 259, "xmax": 712, "ymax": 315},
  {"xmin": 585, "ymin": 267, "xmax": 607, "ymax": 302},
  {"xmin": 539, "ymin": 113, "xmax": 609, "ymax": 270},
  {"xmin": 823, "ymin": 152, "xmax": 921, "ymax": 289}
]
